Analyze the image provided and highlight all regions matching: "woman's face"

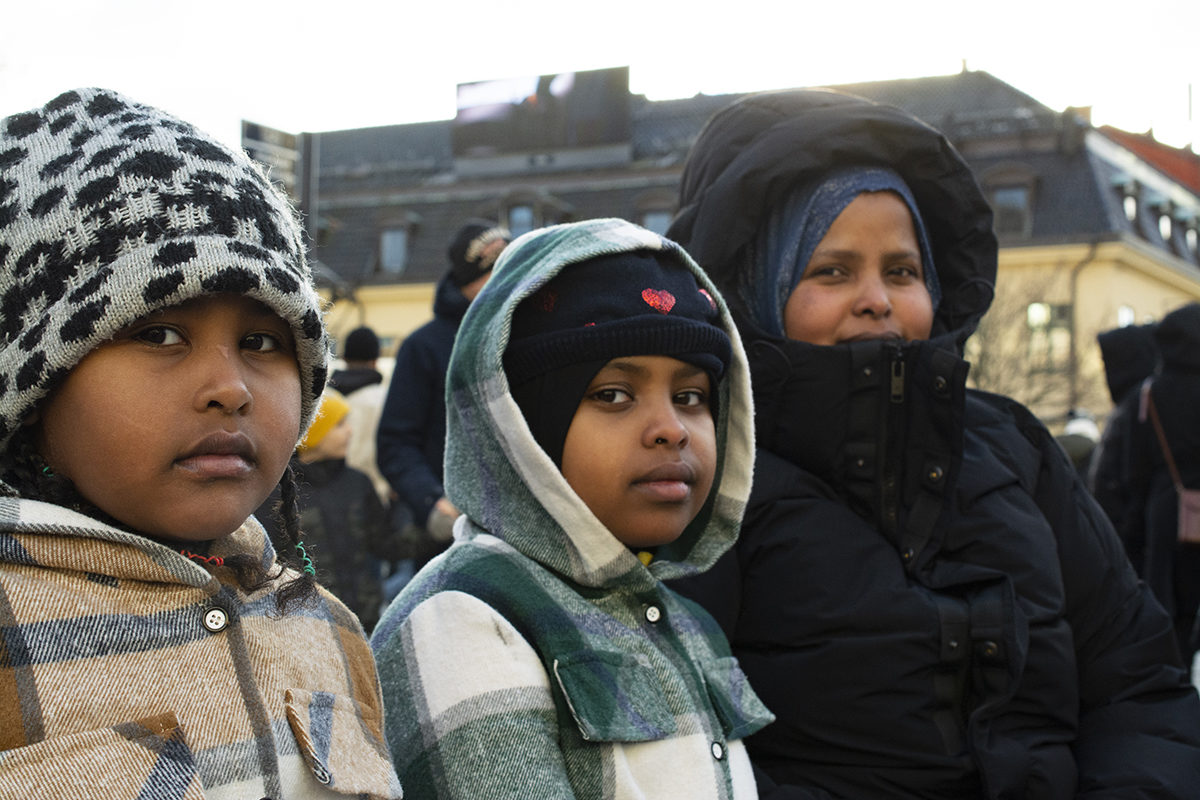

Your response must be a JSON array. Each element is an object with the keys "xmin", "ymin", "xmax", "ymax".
[{"xmin": 783, "ymin": 191, "xmax": 934, "ymax": 345}]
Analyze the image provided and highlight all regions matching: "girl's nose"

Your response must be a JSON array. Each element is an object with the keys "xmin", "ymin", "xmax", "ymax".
[
  {"xmin": 194, "ymin": 345, "xmax": 252, "ymax": 414},
  {"xmin": 644, "ymin": 402, "xmax": 689, "ymax": 449}
]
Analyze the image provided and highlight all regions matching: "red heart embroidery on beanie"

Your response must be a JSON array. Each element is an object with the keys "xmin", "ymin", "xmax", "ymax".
[{"xmin": 642, "ymin": 288, "xmax": 676, "ymax": 314}]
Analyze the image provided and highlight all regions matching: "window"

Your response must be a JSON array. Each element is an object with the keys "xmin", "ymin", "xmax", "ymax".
[
  {"xmin": 639, "ymin": 209, "xmax": 672, "ymax": 236},
  {"xmin": 484, "ymin": 191, "xmax": 573, "ymax": 239},
  {"xmin": 1117, "ymin": 305, "xmax": 1136, "ymax": 327},
  {"xmin": 1187, "ymin": 227, "xmax": 1199, "ymax": 259},
  {"xmin": 1123, "ymin": 194, "xmax": 1139, "ymax": 223},
  {"xmin": 507, "ymin": 205, "xmax": 535, "ymax": 238},
  {"xmin": 379, "ymin": 228, "xmax": 409, "ymax": 276},
  {"xmin": 1158, "ymin": 213, "xmax": 1173, "ymax": 243},
  {"xmin": 981, "ymin": 165, "xmax": 1036, "ymax": 239},
  {"xmin": 989, "ymin": 185, "xmax": 1032, "ymax": 237},
  {"xmin": 1026, "ymin": 302, "xmax": 1072, "ymax": 371}
]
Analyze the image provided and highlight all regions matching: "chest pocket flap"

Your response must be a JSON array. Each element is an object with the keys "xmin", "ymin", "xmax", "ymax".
[
  {"xmin": 285, "ymin": 688, "xmax": 403, "ymax": 797},
  {"xmin": 552, "ymin": 650, "xmax": 676, "ymax": 742},
  {"xmin": 700, "ymin": 655, "xmax": 775, "ymax": 740}
]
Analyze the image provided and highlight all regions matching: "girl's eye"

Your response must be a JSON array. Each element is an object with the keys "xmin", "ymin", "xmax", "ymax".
[
  {"xmin": 675, "ymin": 389, "xmax": 708, "ymax": 407},
  {"xmin": 243, "ymin": 332, "xmax": 283, "ymax": 352},
  {"xmin": 134, "ymin": 326, "xmax": 183, "ymax": 346},
  {"xmin": 591, "ymin": 387, "xmax": 633, "ymax": 404}
]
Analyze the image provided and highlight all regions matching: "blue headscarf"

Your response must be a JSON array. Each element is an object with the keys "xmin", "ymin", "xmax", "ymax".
[{"xmin": 740, "ymin": 166, "xmax": 941, "ymax": 338}]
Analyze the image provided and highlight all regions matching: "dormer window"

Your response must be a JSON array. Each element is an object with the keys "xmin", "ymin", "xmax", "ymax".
[
  {"xmin": 981, "ymin": 164, "xmax": 1036, "ymax": 239},
  {"xmin": 1112, "ymin": 173, "xmax": 1139, "ymax": 223}
]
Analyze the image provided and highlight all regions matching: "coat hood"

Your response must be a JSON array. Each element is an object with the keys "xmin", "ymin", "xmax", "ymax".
[
  {"xmin": 1154, "ymin": 303, "xmax": 1200, "ymax": 374},
  {"xmin": 442, "ymin": 218, "xmax": 755, "ymax": 590},
  {"xmin": 1097, "ymin": 322, "xmax": 1159, "ymax": 403},
  {"xmin": 668, "ymin": 88, "xmax": 998, "ymax": 344}
]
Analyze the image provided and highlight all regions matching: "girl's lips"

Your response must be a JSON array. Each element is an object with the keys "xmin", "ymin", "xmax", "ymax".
[
  {"xmin": 175, "ymin": 432, "xmax": 256, "ymax": 478},
  {"xmin": 175, "ymin": 453, "xmax": 254, "ymax": 478},
  {"xmin": 633, "ymin": 462, "xmax": 695, "ymax": 502}
]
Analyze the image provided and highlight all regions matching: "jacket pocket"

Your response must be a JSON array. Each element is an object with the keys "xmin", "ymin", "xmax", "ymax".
[
  {"xmin": 284, "ymin": 688, "xmax": 403, "ymax": 798},
  {"xmin": 0, "ymin": 712, "xmax": 207, "ymax": 799},
  {"xmin": 551, "ymin": 650, "xmax": 676, "ymax": 742},
  {"xmin": 698, "ymin": 655, "xmax": 775, "ymax": 740}
]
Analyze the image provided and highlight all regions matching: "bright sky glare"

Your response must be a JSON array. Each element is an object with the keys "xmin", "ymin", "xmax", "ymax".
[{"xmin": 2, "ymin": 0, "xmax": 1197, "ymax": 152}]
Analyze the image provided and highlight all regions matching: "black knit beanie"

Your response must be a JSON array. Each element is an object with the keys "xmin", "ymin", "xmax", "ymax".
[
  {"xmin": 504, "ymin": 249, "xmax": 731, "ymax": 466},
  {"xmin": 0, "ymin": 88, "xmax": 330, "ymax": 452},
  {"xmin": 446, "ymin": 219, "xmax": 511, "ymax": 288},
  {"xmin": 343, "ymin": 326, "xmax": 380, "ymax": 362}
]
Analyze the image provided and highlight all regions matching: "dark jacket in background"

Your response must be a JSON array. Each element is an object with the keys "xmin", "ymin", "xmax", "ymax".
[
  {"xmin": 1088, "ymin": 322, "xmax": 1159, "ymax": 550},
  {"xmin": 375, "ymin": 274, "xmax": 469, "ymax": 561},
  {"xmin": 1092, "ymin": 303, "xmax": 1200, "ymax": 667},
  {"xmin": 668, "ymin": 89, "xmax": 1200, "ymax": 799},
  {"xmin": 329, "ymin": 365, "xmax": 384, "ymax": 396},
  {"xmin": 257, "ymin": 457, "xmax": 396, "ymax": 631}
]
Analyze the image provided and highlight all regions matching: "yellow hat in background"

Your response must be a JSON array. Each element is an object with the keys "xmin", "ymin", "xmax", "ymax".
[{"xmin": 298, "ymin": 389, "xmax": 351, "ymax": 452}]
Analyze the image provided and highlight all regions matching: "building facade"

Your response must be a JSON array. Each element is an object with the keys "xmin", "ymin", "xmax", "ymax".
[{"xmin": 251, "ymin": 69, "xmax": 1200, "ymax": 425}]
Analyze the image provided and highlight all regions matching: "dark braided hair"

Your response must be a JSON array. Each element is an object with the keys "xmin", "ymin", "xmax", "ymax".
[
  {"xmin": 1, "ymin": 429, "xmax": 318, "ymax": 613},
  {"xmin": 271, "ymin": 462, "xmax": 319, "ymax": 612}
]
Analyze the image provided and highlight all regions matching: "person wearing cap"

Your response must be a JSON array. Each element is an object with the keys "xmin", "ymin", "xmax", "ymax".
[
  {"xmin": 256, "ymin": 389, "xmax": 395, "ymax": 631},
  {"xmin": 330, "ymin": 325, "xmax": 392, "ymax": 504},
  {"xmin": 0, "ymin": 89, "xmax": 400, "ymax": 798},
  {"xmin": 372, "ymin": 218, "xmax": 772, "ymax": 799},
  {"xmin": 375, "ymin": 220, "xmax": 511, "ymax": 577},
  {"xmin": 665, "ymin": 89, "xmax": 1200, "ymax": 797},
  {"xmin": 330, "ymin": 325, "xmax": 385, "ymax": 396}
]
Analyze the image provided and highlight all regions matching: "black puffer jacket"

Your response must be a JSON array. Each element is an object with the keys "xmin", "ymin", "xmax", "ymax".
[
  {"xmin": 1092, "ymin": 303, "xmax": 1200, "ymax": 665},
  {"xmin": 669, "ymin": 90, "xmax": 1200, "ymax": 799}
]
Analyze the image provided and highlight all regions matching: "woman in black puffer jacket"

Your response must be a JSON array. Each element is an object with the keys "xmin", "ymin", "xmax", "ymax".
[{"xmin": 668, "ymin": 88, "xmax": 1200, "ymax": 800}]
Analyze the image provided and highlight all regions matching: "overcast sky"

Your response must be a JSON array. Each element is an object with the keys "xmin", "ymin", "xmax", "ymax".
[{"xmin": 2, "ymin": 0, "xmax": 1197, "ymax": 151}]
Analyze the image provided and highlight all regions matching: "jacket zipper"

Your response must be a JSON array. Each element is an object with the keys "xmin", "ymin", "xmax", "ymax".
[{"xmin": 881, "ymin": 345, "xmax": 905, "ymax": 537}]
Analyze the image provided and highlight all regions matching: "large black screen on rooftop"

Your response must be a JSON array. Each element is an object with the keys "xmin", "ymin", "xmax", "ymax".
[{"xmin": 453, "ymin": 66, "xmax": 630, "ymax": 158}]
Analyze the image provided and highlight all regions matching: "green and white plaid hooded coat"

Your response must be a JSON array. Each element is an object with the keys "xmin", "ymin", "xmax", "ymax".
[{"xmin": 372, "ymin": 218, "xmax": 773, "ymax": 799}]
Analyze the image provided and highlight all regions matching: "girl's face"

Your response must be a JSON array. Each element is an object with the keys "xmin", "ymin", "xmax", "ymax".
[
  {"xmin": 783, "ymin": 191, "xmax": 934, "ymax": 345},
  {"xmin": 560, "ymin": 355, "xmax": 717, "ymax": 549},
  {"xmin": 33, "ymin": 294, "xmax": 302, "ymax": 542}
]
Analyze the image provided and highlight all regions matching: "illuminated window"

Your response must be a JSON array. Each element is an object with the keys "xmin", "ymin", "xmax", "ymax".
[
  {"xmin": 1026, "ymin": 302, "xmax": 1072, "ymax": 371},
  {"xmin": 1159, "ymin": 214, "xmax": 1173, "ymax": 242},
  {"xmin": 1117, "ymin": 305, "xmax": 1136, "ymax": 327},
  {"xmin": 1123, "ymin": 194, "xmax": 1139, "ymax": 222}
]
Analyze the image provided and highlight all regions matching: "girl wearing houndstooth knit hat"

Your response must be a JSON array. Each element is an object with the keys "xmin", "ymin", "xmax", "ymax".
[{"xmin": 0, "ymin": 89, "xmax": 402, "ymax": 798}]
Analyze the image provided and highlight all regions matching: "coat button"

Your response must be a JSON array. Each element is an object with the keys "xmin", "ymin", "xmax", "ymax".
[
  {"xmin": 311, "ymin": 759, "xmax": 332, "ymax": 785},
  {"xmin": 711, "ymin": 741, "xmax": 726, "ymax": 760},
  {"xmin": 644, "ymin": 605, "xmax": 662, "ymax": 623},
  {"xmin": 203, "ymin": 607, "xmax": 228, "ymax": 633},
  {"xmin": 901, "ymin": 548, "xmax": 915, "ymax": 563},
  {"xmin": 934, "ymin": 375, "xmax": 948, "ymax": 392},
  {"xmin": 982, "ymin": 640, "xmax": 1000, "ymax": 658},
  {"xmin": 928, "ymin": 465, "xmax": 944, "ymax": 482}
]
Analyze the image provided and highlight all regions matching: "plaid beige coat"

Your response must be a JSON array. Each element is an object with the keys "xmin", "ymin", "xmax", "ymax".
[{"xmin": 0, "ymin": 497, "xmax": 403, "ymax": 799}]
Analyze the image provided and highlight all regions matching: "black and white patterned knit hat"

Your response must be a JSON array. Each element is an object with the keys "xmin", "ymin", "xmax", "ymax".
[{"xmin": 0, "ymin": 88, "xmax": 330, "ymax": 451}]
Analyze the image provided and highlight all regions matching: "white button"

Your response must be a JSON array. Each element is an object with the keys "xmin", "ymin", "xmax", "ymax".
[
  {"xmin": 203, "ymin": 608, "xmax": 228, "ymax": 633},
  {"xmin": 644, "ymin": 605, "xmax": 662, "ymax": 623},
  {"xmin": 711, "ymin": 741, "xmax": 725, "ymax": 760}
]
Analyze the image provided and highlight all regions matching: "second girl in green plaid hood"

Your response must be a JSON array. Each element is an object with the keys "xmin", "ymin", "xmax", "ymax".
[{"xmin": 372, "ymin": 218, "xmax": 772, "ymax": 799}]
